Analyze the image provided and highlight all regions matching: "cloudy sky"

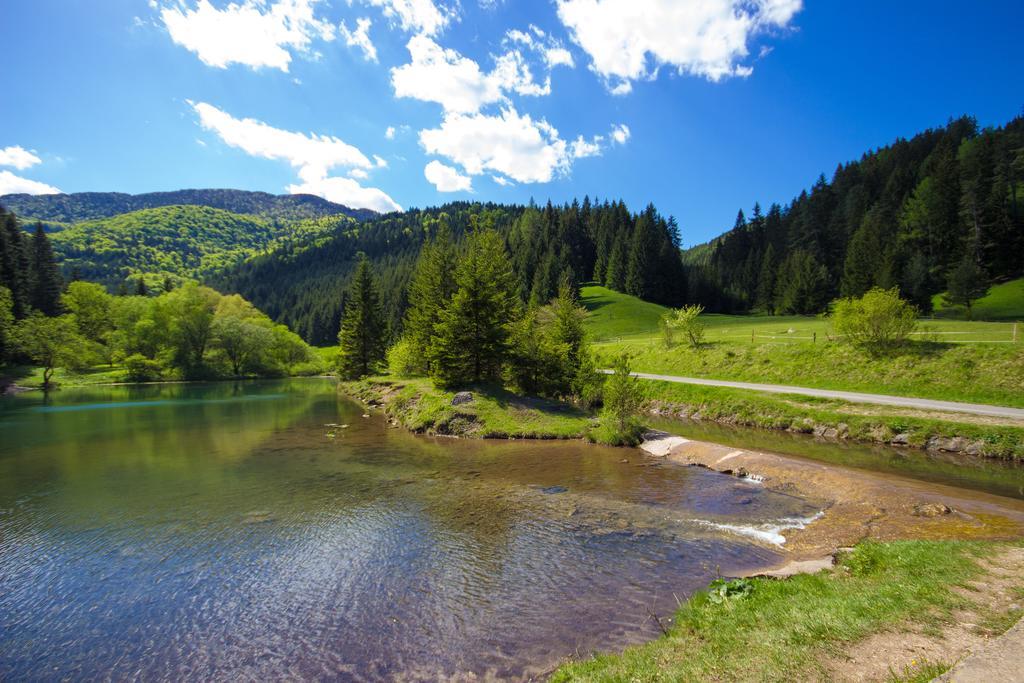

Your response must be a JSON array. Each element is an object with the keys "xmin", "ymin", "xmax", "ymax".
[{"xmin": 2, "ymin": 0, "xmax": 1021, "ymax": 244}]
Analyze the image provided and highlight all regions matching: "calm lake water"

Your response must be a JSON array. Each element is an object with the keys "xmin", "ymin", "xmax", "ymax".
[{"xmin": 0, "ymin": 378, "xmax": 822, "ymax": 681}]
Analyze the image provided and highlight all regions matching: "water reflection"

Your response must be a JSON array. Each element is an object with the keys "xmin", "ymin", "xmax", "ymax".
[{"xmin": 2, "ymin": 379, "xmax": 814, "ymax": 680}]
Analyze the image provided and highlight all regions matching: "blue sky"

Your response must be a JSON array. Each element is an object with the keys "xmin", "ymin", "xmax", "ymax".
[{"xmin": 2, "ymin": 0, "xmax": 1022, "ymax": 245}]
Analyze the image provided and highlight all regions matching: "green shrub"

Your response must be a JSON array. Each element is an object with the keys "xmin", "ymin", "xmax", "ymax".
[
  {"xmin": 122, "ymin": 354, "xmax": 164, "ymax": 382},
  {"xmin": 831, "ymin": 287, "xmax": 917, "ymax": 348},
  {"xmin": 660, "ymin": 304, "xmax": 706, "ymax": 348},
  {"xmin": 600, "ymin": 353, "xmax": 646, "ymax": 442},
  {"xmin": 387, "ymin": 338, "xmax": 421, "ymax": 377}
]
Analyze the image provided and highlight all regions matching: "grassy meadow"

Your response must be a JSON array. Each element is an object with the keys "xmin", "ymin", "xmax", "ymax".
[
  {"xmin": 553, "ymin": 540, "xmax": 1023, "ymax": 682},
  {"xmin": 582, "ymin": 285, "xmax": 1024, "ymax": 407}
]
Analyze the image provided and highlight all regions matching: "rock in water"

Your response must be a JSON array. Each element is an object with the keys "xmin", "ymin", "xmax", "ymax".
[
  {"xmin": 452, "ymin": 391, "xmax": 473, "ymax": 406},
  {"xmin": 913, "ymin": 502, "xmax": 952, "ymax": 517}
]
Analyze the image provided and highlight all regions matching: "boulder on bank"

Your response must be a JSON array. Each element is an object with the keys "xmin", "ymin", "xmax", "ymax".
[{"xmin": 451, "ymin": 391, "xmax": 473, "ymax": 406}]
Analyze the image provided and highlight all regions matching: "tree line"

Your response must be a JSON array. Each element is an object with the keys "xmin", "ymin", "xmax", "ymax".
[
  {"xmin": 218, "ymin": 198, "xmax": 689, "ymax": 346},
  {"xmin": 696, "ymin": 115, "xmax": 1023, "ymax": 314}
]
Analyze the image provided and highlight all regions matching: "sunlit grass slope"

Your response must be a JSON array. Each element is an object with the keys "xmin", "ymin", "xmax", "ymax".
[{"xmin": 932, "ymin": 277, "xmax": 1024, "ymax": 321}]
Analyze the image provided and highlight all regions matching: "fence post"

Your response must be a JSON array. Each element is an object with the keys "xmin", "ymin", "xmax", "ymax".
[{"xmin": 751, "ymin": 329, "xmax": 755, "ymax": 343}]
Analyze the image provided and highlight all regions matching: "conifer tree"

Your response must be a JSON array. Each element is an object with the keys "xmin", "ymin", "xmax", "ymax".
[
  {"xmin": 604, "ymin": 238, "xmax": 625, "ymax": 291},
  {"xmin": 430, "ymin": 228, "xmax": 520, "ymax": 386},
  {"xmin": 337, "ymin": 255, "xmax": 387, "ymax": 379},
  {"xmin": 402, "ymin": 222, "xmax": 456, "ymax": 373},
  {"xmin": 29, "ymin": 222, "xmax": 62, "ymax": 315},
  {"xmin": 754, "ymin": 244, "xmax": 776, "ymax": 313},
  {"xmin": 943, "ymin": 253, "xmax": 989, "ymax": 319},
  {"xmin": 840, "ymin": 221, "xmax": 881, "ymax": 297},
  {"xmin": 1, "ymin": 210, "xmax": 31, "ymax": 318}
]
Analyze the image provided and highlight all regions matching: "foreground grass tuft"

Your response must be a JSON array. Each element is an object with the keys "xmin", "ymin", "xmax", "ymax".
[{"xmin": 553, "ymin": 541, "xmax": 995, "ymax": 682}]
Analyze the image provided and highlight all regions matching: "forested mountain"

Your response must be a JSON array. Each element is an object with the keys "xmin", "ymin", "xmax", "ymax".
[
  {"xmin": 0, "ymin": 189, "xmax": 375, "ymax": 224},
  {"xmin": 694, "ymin": 115, "xmax": 1024, "ymax": 313},
  {"xmin": 49, "ymin": 206, "xmax": 352, "ymax": 287},
  {"xmin": 215, "ymin": 199, "xmax": 687, "ymax": 345}
]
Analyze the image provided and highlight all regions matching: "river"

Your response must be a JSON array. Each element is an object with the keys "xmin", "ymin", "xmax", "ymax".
[{"xmin": 0, "ymin": 378, "xmax": 826, "ymax": 680}]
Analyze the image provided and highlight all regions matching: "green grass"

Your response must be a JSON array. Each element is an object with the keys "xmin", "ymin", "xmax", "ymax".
[
  {"xmin": 639, "ymin": 380, "xmax": 1024, "ymax": 460},
  {"xmin": 342, "ymin": 377, "xmax": 599, "ymax": 439},
  {"xmin": 553, "ymin": 540, "xmax": 1009, "ymax": 682},
  {"xmin": 581, "ymin": 285, "xmax": 674, "ymax": 341},
  {"xmin": 933, "ymin": 277, "xmax": 1024, "ymax": 321},
  {"xmin": 583, "ymin": 285, "xmax": 1020, "ymax": 344},
  {"xmin": 581, "ymin": 286, "xmax": 1024, "ymax": 407}
]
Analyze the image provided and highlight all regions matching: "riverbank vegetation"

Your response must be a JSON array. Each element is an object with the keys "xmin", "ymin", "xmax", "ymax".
[
  {"xmin": 342, "ymin": 377, "xmax": 596, "ymax": 439},
  {"xmin": 641, "ymin": 381, "xmax": 1024, "ymax": 460},
  {"xmin": 553, "ymin": 540, "xmax": 1024, "ymax": 682}
]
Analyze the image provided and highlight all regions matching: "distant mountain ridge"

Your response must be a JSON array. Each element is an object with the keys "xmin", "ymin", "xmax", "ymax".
[{"xmin": 0, "ymin": 189, "xmax": 377, "ymax": 223}]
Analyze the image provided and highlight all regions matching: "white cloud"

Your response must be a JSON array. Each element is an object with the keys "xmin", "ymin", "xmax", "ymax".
[
  {"xmin": 191, "ymin": 100, "xmax": 372, "ymax": 178},
  {"xmin": 385, "ymin": 125, "xmax": 396, "ymax": 139},
  {"xmin": 159, "ymin": 0, "xmax": 335, "ymax": 72},
  {"xmin": 610, "ymin": 123, "xmax": 630, "ymax": 144},
  {"xmin": 419, "ymin": 107, "xmax": 571, "ymax": 184},
  {"xmin": 349, "ymin": 168, "xmax": 370, "ymax": 180},
  {"xmin": 289, "ymin": 175, "xmax": 401, "ymax": 213},
  {"xmin": 570, "ymin": 134, "xmax": 602, "ymax": 159},
  {"xmin": 545, "ymin": 47, "xmax": 574, "ymax": 68},
  {"xmin": 392, "ymin": 35, "xmax": 504, "ymax": 114},
  {"xmin": 190, "ymin": 101, "xmax": 400, "ymax": 212},
  {"xmin": 392, "ymin": 31, "xmax": 573, "ymax": 114},
  {"xmin": 556, "ymin": 0, "xmax": 801, "ymax": 91},
  {"xmin": 424, "ymin": 160, "xmax": 472, "ymax": 192},
  {"xmin": 361, "ymin": 0, "xmax": 453, "ymax": 36},
  {"xmin": 0, "ymin": 170, "xmax": 62, "ymax": 196},
  {"xmin": 0, "ymin": 146, "xmax": 42, "ymax": 171},
  {"xmin": 340, "ymin": 17, "xmax": 377, "ymax": 62},
  {"xmin": 491, "ymin": 175, "xmax": 513, "ymax": 186}
]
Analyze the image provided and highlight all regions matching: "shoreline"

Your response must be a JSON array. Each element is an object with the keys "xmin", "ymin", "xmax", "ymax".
[
  {"xmin": 341, "ymin": 377, "xmax": 1024, "ymax": 576},
  {"xmin": 639, "ymin": 431, "xmax": 1024, "ymax": 576}
]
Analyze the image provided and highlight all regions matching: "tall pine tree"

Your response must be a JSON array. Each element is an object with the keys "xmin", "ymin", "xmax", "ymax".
[
  {"xmin": 402, "ymin": 221, "xmax": 457, "ymax": 374},
  {"xmin": 429, "ymin": 228, "xmax": 520, "ymax": 386},
  {"xmin": 337, "ymin": 255, "xmax": 387, "ymax": 379},
  {"xmin": 29, "ymin": 223, "xmax": 62, "ymax": 315}
]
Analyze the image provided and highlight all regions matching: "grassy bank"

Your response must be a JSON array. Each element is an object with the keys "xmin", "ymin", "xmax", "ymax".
[
  {"xmin": 341, "ymin": 376, "xmax": 598, "ymax": 439},
  {"xmin": 583, "ymin": 286, "xmax": 1024, "ymax": 408},
  {"xmin": 553, "ymin": 540, "xmax": 1023, "ymax": 682},
  {"xmin": 641, "ymin": 380, "xmax": 1024, "ymax": 460}
]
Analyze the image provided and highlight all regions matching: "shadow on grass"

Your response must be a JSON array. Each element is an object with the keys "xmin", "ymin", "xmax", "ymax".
[
  {"xmin": 857, "ymin": 340, "xmax": 951, "ymax": 360},
  {"xmin": 464, "ymin": 382, "xmax": 590, "ymax": 418}
]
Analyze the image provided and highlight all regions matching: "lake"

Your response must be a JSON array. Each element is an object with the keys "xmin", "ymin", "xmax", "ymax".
[{"xmin": 0, "ymin": 378, "xmax": 824, "ymax": 680}]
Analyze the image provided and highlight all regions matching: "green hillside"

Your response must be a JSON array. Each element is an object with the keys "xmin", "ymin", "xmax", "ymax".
[
  {"xmin": 1, "ymin": 188, "xmax": 374, "ymax": 224},
  {"xmin": 581, "ymin": 285, "xmax": 669, "ymax": 340},
  {"xmin": 49, "ymin": 205, "xmax": 349, "ymax": 287},
  {"xmin": 931, "ymin": 277, "xmax": 1024, "ymax": 320}
]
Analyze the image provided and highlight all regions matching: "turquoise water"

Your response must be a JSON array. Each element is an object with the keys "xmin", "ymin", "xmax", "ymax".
[{"xmin": 0, "ymin": 379, "xmax": 817, "ymax": 680}]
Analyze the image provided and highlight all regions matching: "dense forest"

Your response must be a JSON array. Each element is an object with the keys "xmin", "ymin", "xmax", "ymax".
[
  {"xmin": 693, "ymin": 115, "xmax": 1024, "ymax": 313},
  {"xmin": 48, "ymin": 205, "xmax": 353, "ymax": 289},
  {"xmin": 0, "ymin": 188, "xmax": 374, "ymax": 224},
  {"xmin": 215, "ymin": 199, "xmax": 687, "ymax": 345}
]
